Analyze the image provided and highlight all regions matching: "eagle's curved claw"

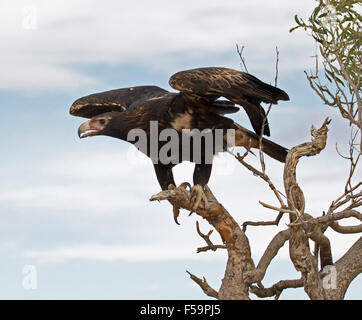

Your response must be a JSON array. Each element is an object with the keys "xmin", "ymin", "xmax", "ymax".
[
  {"xmin": 165, "ymin": 184, "xmax": 181, "ymax": 225},
  {"xmin": 173, "ymin": 205, "xmax": 180, "ymax": 225},
  {"xmin": 179, "ymin": 182, "xmax": 191, "ymax": 190},
  {"xmin": 173, "ymin": 182, "xmax": 193, "ymax": 225},
  {"xmin": 190, "ymin": 185, "xmax": 209, "ymax": 210}
]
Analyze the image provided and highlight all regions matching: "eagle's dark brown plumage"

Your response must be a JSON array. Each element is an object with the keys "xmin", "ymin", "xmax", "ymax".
[
  {"xmin": 70, "ymin": 67, "xmax": 289, "ymax": 214},
  {"xmin": 169, "ymin": 67, "xmax": 289, "ymax": 136}
]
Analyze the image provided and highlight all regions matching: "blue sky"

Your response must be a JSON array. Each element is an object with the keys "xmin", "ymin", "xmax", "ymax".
[{"xmin": 0, "ymin": 0, "xmax": 360, "ymax": 299}]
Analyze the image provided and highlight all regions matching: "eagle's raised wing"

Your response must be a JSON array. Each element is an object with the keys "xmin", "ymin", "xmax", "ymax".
[
  {"xmin": 169, "ymin": 67, "xmax": 289, "ymax": 136},
  {"xmin": 70, "ymin": 85, "xmax": 169, "ymax": 119}
]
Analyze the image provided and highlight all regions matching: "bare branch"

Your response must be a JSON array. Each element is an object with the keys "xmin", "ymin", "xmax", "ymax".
[
  {"xmin": 329, "ymin": 182, "xmax": 362, "ymax": 213},
  {"xmin": 330, "ymin": 221, "xmax": 362, "ymax": 234},
  {"xmin": 250, "ymin": 278, "xmax": 303, "ymax": 299},
  {"xmin": 195, "ymin": 221, "xmax": 226, "ymax": 253},
  {"xmin": 274, "ymin": 46, "xmax": 279, "ymax": 87},
  {"xmin": 328, "ymin": 237, "xmax": 362, "ymax": 299},
  {"xmin": 197, "ymin": 245, "xmax": 227, "ymax": 253},
  {"xmin": 292, "ymin": 209, "xmax": 362, "ymax": 228},
  {"xmin": 257, "ymin": 46, "xmax": 279, "ymax": 181},
  {"xmin": 233, "ymin": 151, "xmax": 286, "ymax": 207},
  {"xmin": 196, "ymin": 221, "xmax": 216, "ymax": 250},
  {"xmin": 335, "ymin": 54, "xmax": 361, "ymax": 117},
  {"xmin": 236, "ymin": 44, "xmax": 249, "ymax": 73},
  {"xmin": 243, "ymin": 229, "xmax": 290, "ymax": 285},
  {"xmin": 242, "ymin": 211, "xmax": 284, "ymax": 232},
  {"xmin": 258, "ymin": 201, "xmax": 296, "ymax": 214},
  {"xmin": 308, "ymin": 230, "xmax": 333, "ymax": 268},
  {"xmin": 186, "ymin": 271, "xmax": 218, "ymax": 299}
]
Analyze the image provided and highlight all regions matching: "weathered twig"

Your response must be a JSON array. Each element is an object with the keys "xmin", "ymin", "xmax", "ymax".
[
  {"xmin": 197, "ymin": 244, "xmax": 227, "ymax": 253},
  {"xmin": 186, "ymin": 271, "xmax": 218, "ymax": 299},
  {"xmin": 257, "ymin": 46, "xmax": 279, "ymax": 167},
  {"xmin": 195, "ymin": 221, "xmax": 227, "ymax": 252},
  {"xmin": 241, "ymin": 201, "xmax": 293, "ymax": 231},
  {"xmin": 290, "ymin": 209, "xmax": 362, "ymax": 228},
  {"xmin": 258, "ymin": 201, "xmax": 296, "ymax": 214},
  {"xmin": 236, "ymin": 44, "xmax": 249, "ymax": 73},
  {"xmin": 233, "ymin": 152, "xmax": 286, "ymax": 207},
  {"xmin": 328, "ymin": 186, "xmax": 362, "ymax": 215},
  {"xmin": 250, "ymin": 278, "xmax": 303, "ymax": 299},
  {"xmin": 242, "ymin": 211, "xmax": 284, "ymax": 232}
]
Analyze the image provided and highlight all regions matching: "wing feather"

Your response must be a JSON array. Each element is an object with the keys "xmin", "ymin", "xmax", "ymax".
[
  {"xmin": 169, "ymin": 67, "xmax": 289, "ymax": 135},
  {"xmin": 70, "ymin": 86, "xmax": 169, "ymax": 119}
]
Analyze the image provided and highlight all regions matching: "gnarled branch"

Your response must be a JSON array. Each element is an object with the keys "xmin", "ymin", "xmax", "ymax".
[
  {"xmin": 186, "ymin": 271, "xmax": 218, "ymax": 299},
  {"xmin": 195, "ymin": 221, "xmax": 227, "ymax": 253},
  {"xmin": 250, "ymin": 278, "xmax": 303, "ymax": 299},
  {"xmin": 243, "ymin": 229, "xmax": 290, "ymax": 285},
  {"xmin": 284, "ymin": 118, "xmax": 331, "ymax": 299},
  {"xmin": 150, "ymin": 185, "xmax": 255, "ymax": 300}
]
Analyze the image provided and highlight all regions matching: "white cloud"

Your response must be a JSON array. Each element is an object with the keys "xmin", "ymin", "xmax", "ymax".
[
  {"xmin": 0, "ymin": 184, "xmax": 141, "ymax": 211},
  {"xmin": 0, "ymin": 147, "xmax": 155, "ymax": 212},
  {"xmin": 1, "ymin": 61, "xmax": 99, "ymax": 91},
  {"xmin": 0, "ymin": 240, "xmax": 19, "ymax": 252},
  {"xmin": 0, "ymin": 0, "xmax": 317, "ymax": 90},
  {"xmin": 24, "ymin": 242, "xmax": 227, "ymax": 264}
]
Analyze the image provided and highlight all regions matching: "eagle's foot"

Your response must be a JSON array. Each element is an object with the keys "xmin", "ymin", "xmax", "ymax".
[
  {"xmin": 190, "ymin": 184, "xmax": 209, "ymax": 211},
  {"xmin": 176, "ymin": 182, "xmax": 195, "ymax": 216}
]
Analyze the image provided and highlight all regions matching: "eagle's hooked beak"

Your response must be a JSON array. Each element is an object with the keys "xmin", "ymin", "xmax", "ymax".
[{"xmin": 78, "ymin": 119, "xmax": 103, "ymax": 139}]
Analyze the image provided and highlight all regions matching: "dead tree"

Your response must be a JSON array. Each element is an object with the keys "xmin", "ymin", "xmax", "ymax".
[
  {"xmin": 151, "ymin": 0, "xmax": 361, "ymax": 300},
  {"xmin": 151, "ymin": 117, "xmax": 361, "ymax": 300}
]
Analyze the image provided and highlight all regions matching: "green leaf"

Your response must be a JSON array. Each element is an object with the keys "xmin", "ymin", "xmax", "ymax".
[
  {"xmin": 289, "ymin": 26, "xmax": 300, "ymax": 33},
  {"xmin": 294, "ymin": 14, "xmax": 302, "ymax": 26}
]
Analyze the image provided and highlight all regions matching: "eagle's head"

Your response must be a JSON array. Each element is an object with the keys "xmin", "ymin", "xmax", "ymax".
[{"xmin": 77, "ymin": 112, "xmax": 124, "ymax": 139}]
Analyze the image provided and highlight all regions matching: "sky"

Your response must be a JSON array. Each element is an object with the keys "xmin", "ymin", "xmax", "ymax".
[{"xmin": 0, "ymin": 0, "xmax": 361, "ymax": 299}]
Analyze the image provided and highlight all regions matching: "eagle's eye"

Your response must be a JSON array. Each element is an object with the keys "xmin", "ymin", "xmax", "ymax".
[{"xmin": 99, "ymin": 119, "xmax": 106, "ymax": 125}]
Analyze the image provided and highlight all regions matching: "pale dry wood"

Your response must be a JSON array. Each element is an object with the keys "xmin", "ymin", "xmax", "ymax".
[
  {"xmin": 197, "ymin": 244, "xmax": 227, "ymax": 253},
  {"xmin": 250, "ymin": 278, "xmax": 303, "ymax": 299},
  {"xmin": 328, "ymin": 236, "xmax": 362, "ymax": 299},
  {"xmin": 195, "ymin": 220, "xmax": 227, "ymax": 253},
  {"xmin": 150, "ymin": 185, "xmax": 255, "ymax": 300},
  {"xmin": 243, "ymin": 229, "xmax": 290, "ymax": 285},
  {"xmin": 242, "ymin": 211, "xmax": 284, "ymax": 232},
  {"xmin": 292, "ymin": 209, "xmax": 362, "ymax": 228},
  {"xmin": 283, "ymin": 119, "xmax": 330, "ymax": 299},
  {"xmin": 330, "ymin": 221, "xmax": 362, "ymax": 234},
  {"xmin": 186, "ymin": 271, "xmax": 219, "ymax": 299}
]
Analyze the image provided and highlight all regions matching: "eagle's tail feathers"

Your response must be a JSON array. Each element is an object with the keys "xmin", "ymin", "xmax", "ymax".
[{"xmin": 232, "ymin": 122, "xmax": 288, "ymax": 163}]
